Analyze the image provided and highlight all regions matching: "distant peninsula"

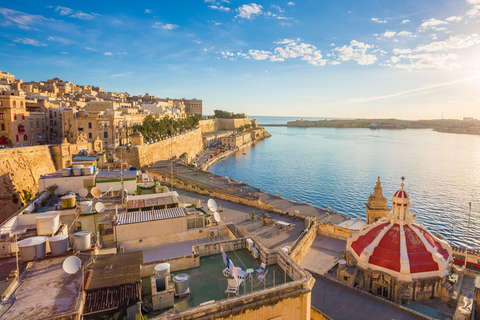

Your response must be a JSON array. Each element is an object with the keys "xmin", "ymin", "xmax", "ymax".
[{"xmin": 285, "ymin": 118, "xmax": 480, "ymax": 135}]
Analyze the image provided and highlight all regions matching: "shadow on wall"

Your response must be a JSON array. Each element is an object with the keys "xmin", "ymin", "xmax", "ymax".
[{"xmin": 0, "ymin": 173, "xmax": 22, "ymax": 224}]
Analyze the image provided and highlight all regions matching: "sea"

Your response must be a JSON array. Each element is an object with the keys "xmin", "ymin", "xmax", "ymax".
[{"xmin": 209, "ymin": 116, "xmax": 480, "ymax": 247}]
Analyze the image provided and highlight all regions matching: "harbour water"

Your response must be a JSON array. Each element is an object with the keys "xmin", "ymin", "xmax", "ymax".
[{"xmin": 209, "ymin": 116, "xmax": 480, "ymax": 247}]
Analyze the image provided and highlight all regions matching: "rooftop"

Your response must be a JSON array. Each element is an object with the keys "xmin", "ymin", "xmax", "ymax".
[
  {"xmin": 116, "ymin": 207, "xmax": 187, "ymax": 226},
  {"xmin": 144, "ymin": 249, "xmax": 292, "ymax": 316}
]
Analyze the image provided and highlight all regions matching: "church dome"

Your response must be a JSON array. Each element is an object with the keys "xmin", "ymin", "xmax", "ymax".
[{"xmin": 347, "ymin": 181, "xmax": 452, "ymax": 281}]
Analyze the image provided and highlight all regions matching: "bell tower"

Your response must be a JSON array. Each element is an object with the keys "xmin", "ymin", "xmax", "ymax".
[{"xmin": 365, "ymin": 177, "xmax": 389, "ymax": 224}]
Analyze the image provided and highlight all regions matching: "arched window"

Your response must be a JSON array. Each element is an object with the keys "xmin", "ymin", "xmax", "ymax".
[{"xmin": 104, "ymin": 131, "xmax": 108, "ymax": 138}]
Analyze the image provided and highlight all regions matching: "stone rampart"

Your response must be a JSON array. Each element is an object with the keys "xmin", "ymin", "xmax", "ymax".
[
  {"xmin": 215, "ymin": 118, "xmax": 252, "ymax": 130},
  {"xmin": 199, "ymin": 119, "xmax": 215, "ymax": 133},
  {"xmin": 0, "ymin": 146, "xmax": 56, "ymax": 223}
]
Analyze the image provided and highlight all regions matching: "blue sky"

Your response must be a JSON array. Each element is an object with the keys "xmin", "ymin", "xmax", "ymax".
[{"xmin": 1, "ymin": 0, "xmax": 480, "ymax": 119}]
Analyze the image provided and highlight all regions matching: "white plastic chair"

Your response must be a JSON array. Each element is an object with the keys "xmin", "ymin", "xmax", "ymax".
[
  {"xmin": 257, "ymin": 269, "xmax": 268, "ymax": 285},
  {"xmin": 225, "ymin": 279, "xmax": 239, "ymax": 295},
  {"xmin": 256, "ymin": 262, "xmax": 266, "ymax": 274}
]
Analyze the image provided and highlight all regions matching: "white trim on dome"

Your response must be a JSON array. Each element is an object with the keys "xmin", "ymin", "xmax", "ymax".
[{"xmin": 398, "ymin": 225, "xmax": 411, "ymax": 281}]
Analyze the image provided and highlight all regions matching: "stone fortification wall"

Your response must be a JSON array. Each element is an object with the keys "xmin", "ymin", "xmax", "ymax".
[
  {"xmin": 117, "ymin": 127, "xmax": 204, "ymax": 168},
  {"xmin": 215, "ymin": 118, "xmax": 252, "ymax": 130},
  {"xmin": 199, "ymin": 119, "xmax": 215, "ymax": 133},
  {"xmin": 289, "ymin": 218, "xmax": 318, "ymax": 264},
  {"xmin": 0, "ymin": 146, "xmax": 56, "ymax": 223}
]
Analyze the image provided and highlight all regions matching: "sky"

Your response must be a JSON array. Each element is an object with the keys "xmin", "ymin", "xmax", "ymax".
[{"xmin": 1, "ymin": 0, "xmax": 480, "ymax": 119}]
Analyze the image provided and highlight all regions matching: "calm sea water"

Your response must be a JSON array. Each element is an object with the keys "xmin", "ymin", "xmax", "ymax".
[{"xmin": 210, "ymin": 116, "xmax": 480, "ymax": 247}]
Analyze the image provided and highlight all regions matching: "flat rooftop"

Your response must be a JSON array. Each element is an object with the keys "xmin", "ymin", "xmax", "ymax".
[
  {"xmin": 0, "ymin": 256, "xmax": 86, "ymax": 320},
  {"xmin": 300, "ymin": 235, "xmax": 346, "ymax": 275},
  {"xmin": 143, "ymin": 249, "xmax": 292, "ymax": 316}
]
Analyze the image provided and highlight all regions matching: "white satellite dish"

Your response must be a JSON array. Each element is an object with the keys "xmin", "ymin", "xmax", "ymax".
[
  {"xmin": 78, "ymin": 188, "xmax": 88, "ymax": 198},
  {"xmin": 63, "ymin": 256, "xmax": 81, "ymax": 274},
  {"xmin": 95, "ymin": 202, "xmax": 105, "ymax": 213},
  {"xmin": 213, "ymin": 211, "xmax": 221, "ymax": 223},
  {"xmin": 90, "ymin": 187, "xmax": 101, "ymax": 198},
  {"xmin": 207, "ymin": 199, "xmax": 217, "ymax": 212}
]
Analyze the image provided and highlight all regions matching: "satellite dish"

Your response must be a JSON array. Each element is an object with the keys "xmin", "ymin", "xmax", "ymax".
[
  {"xmin": 95, "ymin": 202, "xmax": 105, "ymax": 213},
  {"xmin": 214, "ymin": 211, "xmax": 221, "ymax": 223},
  {"xmin": 207, "ymin": 199, "xmax": 217, "ymax": 212},
  {"xmin": 63, "ymin": 256, "xmax": 81, "ymax": 274},
  {"xmin": 91, "ymin": 187, "xmax": 101, "ymax": 198},
  {"xmin": 121, "ymin": 188, "xmax": 128, "ymax": 198},
  {"xmin": 78, "ymin": 188, "xmax": 88, "ymax": 198}
]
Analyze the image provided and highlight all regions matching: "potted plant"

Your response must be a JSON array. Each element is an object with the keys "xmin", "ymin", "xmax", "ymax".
[{"xmin": 46, "ymin": 184, "xmax": 58, "ymax": 195}]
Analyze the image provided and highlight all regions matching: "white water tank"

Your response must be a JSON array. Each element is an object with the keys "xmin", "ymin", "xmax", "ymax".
[
  {"xmin": 79, "ymin": 201, "xmax": 93, "ymax": 214},
  {"xmin": 82, "ymin": 166, "xmax": 94, "ymax": 175},
  {"xmin": 17, "ymin": 236, "xmax": 48, "ymax": 262},
  {"xmin": 36, "ymin": 211, "xmax": 60, "ymax": 236},
  {"xmin": 71, "ymin": 231, "xmax": 92, "ymax": 251},
  {"xmin": 154, "ymin": 263, "xmax": 170, "ymax": 277},
  {"xmin": 73, "ymin": 166, "xmax": 83, "ymax": 176},
  {"xmin": 48, "ymin": 234, "xmax": 69, "ymax": 255},
  {"xmin": 62, "ymin": 168, "xmax": 72, "ymax": 177},
  {"xmin": 338, "ymin": 259, "xmax": 347, "ymax": 271}
]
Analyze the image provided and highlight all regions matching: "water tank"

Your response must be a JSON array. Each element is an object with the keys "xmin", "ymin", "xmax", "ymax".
[
  {"xmin": 82, "ymin": 166, "xmax": 94, "ymax": 175},
  {"xmin": 36, "ymin": 211, "xmax": 60, "ymax": 235},
  {"xmin": 61, "ymin": 195, "xmax": 76, "ymax": 209},
  {"xmin": 173, "ymin": 274, "xmax": 190, "ymax": 295},
  {"xmin": 48, "ymin": 234, "xmax": 69, "ymax": 255},
  {"xmin": 79, "ymin": 201, "xmax": 93, "ymax": 214},
  {"xmin": 71, "ymin": 231, "xmax": 92, "ymax": 251},
  {"xmin": 338, "ymin": 259, "xmax": 347, "ymax": 271},
  {"xmin": 17, "ymin": 236, "xmax": 48, "ymax": 262},
  {"xmin": 73, "ymin": 166, "xmax": 83, "ymax": 176},
  {"xmin": 62, "ymin": 168, "xmax": 72, "ymax": 177},
  {"xmin": 154, "ymin": 263, "xmax": 170, "ymax": 276}
]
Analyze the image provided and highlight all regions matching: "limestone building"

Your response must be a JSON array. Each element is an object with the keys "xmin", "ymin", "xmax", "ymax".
[
  {"xmin": 174, "ymin": 98, "xmax": 202, "ymax": 116},
  {"xmin": 341, "ymin": 180, "xmax": 453, "ymax": 303},
  {"xmin": 365, "ymin": 177, "xmax": 390, "ymax": 224}
]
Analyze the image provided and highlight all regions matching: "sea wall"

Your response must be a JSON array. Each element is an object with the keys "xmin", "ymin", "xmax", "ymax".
[{"xmin": 0, "ymin": 146, "xmax": 56, "ymax": 223}]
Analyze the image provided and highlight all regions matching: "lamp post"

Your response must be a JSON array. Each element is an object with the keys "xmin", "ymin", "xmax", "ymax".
[{"xmin": 464, "ymin": 202, "xmax": 472, "ymax": 268}]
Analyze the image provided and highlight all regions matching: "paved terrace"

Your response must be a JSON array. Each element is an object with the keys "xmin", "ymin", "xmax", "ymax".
[
  {"xmin": 143, "ymin": 249, "xmax": 292, "ymax": 317},
  {"xmin": 148, "ymin": 161, "xmax": 349, "ymax": 224}
]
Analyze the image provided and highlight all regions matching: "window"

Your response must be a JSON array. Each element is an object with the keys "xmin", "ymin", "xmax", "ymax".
[
  {"xmin": 0, "ymin": 113, "xmax": 3, "ymax": 120},
  {"xmin": 37, "ymin": 120, "xmax": 39, "ymax": 128},
  {"xmin": 89, "ymin": 133, "xmax": 92, "ymax": 139},
  {"xmin": 54, "ymin": 111, "xmax": 57, "ymax": 117},
  {"xmin": 0, "ymin": 124, "xmax": 4, "ymax": 131},
  {"xmin": 344, "ymin": 276, "xmax": 349, "ymax": 281},
  {"xmin": 14, "ymin": 113, "xmax": 16, "ymax": 120},
  {"xmin": 24, "ymin": 134, "xmax": 28, "ymax": 141},
  {"xmin": 30, "ymin": 121, "xmax": 33, "ymax": 128},
  {"xmin": 22, "ymin": 113, "xmax": 25, "ymax": 120},
  {"xmin": 18, "ymin": 125, "xmax": 25, "ymax": 133},
  {"xmin": 88, "ymin": 122, "xmax": 92, "ymax": 129},
  {"xmin": 104, "ymin": 131, "xmax": 108, "ymax": 138}
]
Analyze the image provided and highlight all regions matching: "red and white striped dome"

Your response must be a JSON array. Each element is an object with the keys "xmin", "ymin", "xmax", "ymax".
[{"xmin": 347, "ymin": 182, "xmax": 452, "ymax": 281}]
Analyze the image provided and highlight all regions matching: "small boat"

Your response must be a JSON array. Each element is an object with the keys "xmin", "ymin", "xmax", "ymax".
[{"xmin": 243, "ymin": 152, "xmax": 247, "ymax": 155}]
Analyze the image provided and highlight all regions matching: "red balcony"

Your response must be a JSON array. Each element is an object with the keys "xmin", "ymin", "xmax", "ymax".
[{"xmin": 18, "ymin": 125, "xmax": 25, "ymax": 133}]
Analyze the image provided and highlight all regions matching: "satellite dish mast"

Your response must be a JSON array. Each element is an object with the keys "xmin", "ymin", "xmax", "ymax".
[
  {"xmin": 79, "ymin": 188, "xmax": 88, "ymax": 198},
  {"xmin": 207, "ymin": 199, "xmax": 217, "ymax": 212},
  {"xmin": 95, "ymin": 202, "xmax": 105, "ymax": 213}
]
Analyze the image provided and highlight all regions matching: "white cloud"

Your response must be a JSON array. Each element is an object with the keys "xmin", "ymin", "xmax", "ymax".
[
  {"xmin": 60, "ymin": 51, "xmax": 69, "ymax": 54},
  {"xmin": 193, "ymin": 40, "xmax": 202, "ymax": 44},
  {"xmin": 104, "ymin": 52, "xmax": 113, "ymax": 56},
  {"xmin": 384, "ymin": 31, "xmax": 397, "ymax": 38},
  {"xmin": 273, "ymin": 38, "xmax": 327, "ymax": 66},
  {"xmin": 330, "ymin": 61, "xmax": 341, "ymax": 65},
  {"xmin": 287, "ymin": 2, "xmax": 295, "ymax": 5},
  {"xmin": 85, "ymin": 47, "xmax": 96, "ymax": 51},
  {"xmin": 393, "ymin": 48, "xmax": 413, "ymax": 54},
  {"xmin": 334, "ymin": 40, "xmax": 377, "ymax": 65},
  {"xmin": 397, "ymin": 31, "xmax": 413, "ymax": 37},
  {"xmin": 55, "ymin": 6, "xmax": 95, "ymax": 19},
  {"xmin": 467, "ymin": 0, "xmax": 480, "ymax": 18},
  {"xmin": 445, "ymin": 15, "xmax": 462, "ymax": 22},
  {"xmin": 419, "ymin": 18, "xmax": 448, "ymax": 31},
  {"xmin": 236, "ymin": 3, "xmax": 263, "ymax": 19},
  {"xmin": 271, "ymin": 4, "xmax": 284, "ymax": 13},
  {"xmin": 145, "ymin": 9, "xmax": 152, "ymax": 14},
  {"xmin": 384, "ymin": 53, "xmax": 460, "ymax": 70},
  {"xmin": 14, "ymin": 37, "xmax": 47, "ymax": 46},
  {"xmin": 209, "ymin": 5, "xmax": 230, "ymax": 11},
  {"xmin": 401, "ymin": 19, "xmax": 410, "ymax": 24},
  {"xmin": 0, "ymin": 8, "xmax": 48, "ymax": 30},
  {"xmin": 152, "ymin": 22, "xmax": 180, "ymax": 30},
  {"xmin": 248, "ymin": 49, "xmax": 272, "ymax": 60},
  {"xmin": 371, "ymin": 17, "xmax": 387, "ymax": 23},
  {"xmin": 415, "ymin": 34, "xmax": 480, "ymax": 52},
  {"xmin": 47, "ymin": 36, "xmax": 73, "ymax": 44}
]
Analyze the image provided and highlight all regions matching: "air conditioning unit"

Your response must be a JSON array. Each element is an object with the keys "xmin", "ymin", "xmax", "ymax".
[
  {"xmin": 209, "ymin": 229, "xmax": 219, "ymax": 238},
  {"xmin": 246, "ymin": 238, "xmax": 254, "ymax": 251},
  {"xmin": 252, "ymin": 247, "xmax": 259, "ymax": 259}
]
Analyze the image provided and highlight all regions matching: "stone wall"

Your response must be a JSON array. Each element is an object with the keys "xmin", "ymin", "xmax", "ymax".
[
  {"xmin": 311, "ymin": 306, "xmax": 334, "ymax": 320},
  {"xmin": 116, "ymin": 127, "xmax": 204, "ymax": 168},
  {"xmin": 290, "ymin": 219, "xmax": 318, "ymax": 264},
  {"xmin": 199, "ymin": 119, "xmax": 215, "ymax": 133},
  {"xmin": 317, "ymin": 223, "xmax": 357, "ymax": 240},
  {"xmin": 215, "ymin": 118, "xmax": 252, "ymax": 130},
  {"xmin": 0, "ymin": 146, "xmax": 56, "ymax": 223}
]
